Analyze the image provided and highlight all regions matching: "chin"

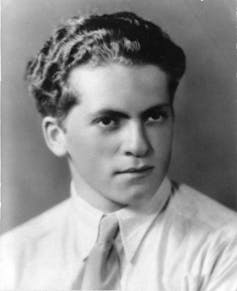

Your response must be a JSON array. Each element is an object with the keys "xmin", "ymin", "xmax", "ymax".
[{"xmin": 114, "ymin": 183, "xmax": 160, "ymax": 206}]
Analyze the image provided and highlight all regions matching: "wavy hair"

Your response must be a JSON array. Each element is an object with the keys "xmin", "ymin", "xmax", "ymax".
[{"xmin": 25, "ymin": 11, "xmax": 186, "ymax": 120}]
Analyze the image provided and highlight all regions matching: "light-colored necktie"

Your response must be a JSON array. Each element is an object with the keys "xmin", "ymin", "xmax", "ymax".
[{"xmin": 80, "ymin": 214, "xmax": 120, "ymax": 290}]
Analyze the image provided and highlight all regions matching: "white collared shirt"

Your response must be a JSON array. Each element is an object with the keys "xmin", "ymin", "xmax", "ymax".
[{"xmin": 0, "ymin": 177, "xmax": 237, "ymax": 290}]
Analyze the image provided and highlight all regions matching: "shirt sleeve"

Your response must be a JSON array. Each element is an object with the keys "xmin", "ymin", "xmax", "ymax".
[
  {"xmin": 0, "ymin": 232, "xmax": 19, "ymax": 290},
  {"xmin": 202, "ymin": 231, "xmax": 237, "ymax": 291}
]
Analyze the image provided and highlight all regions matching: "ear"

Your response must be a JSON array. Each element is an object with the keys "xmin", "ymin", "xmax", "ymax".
[{"xmin": 42, "ymin": 116, "xmax": 67, "ymax": 157}]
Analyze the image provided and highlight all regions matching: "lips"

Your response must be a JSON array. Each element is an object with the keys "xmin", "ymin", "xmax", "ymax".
[{"xmin": 116, "ymin": 166, "xmax": 154, "ymax": 174}]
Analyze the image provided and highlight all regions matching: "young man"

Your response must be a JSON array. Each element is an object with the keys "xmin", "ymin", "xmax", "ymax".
[{"xmin": 0, "ymin": 11, "xmax": 236, "ymax": 290}]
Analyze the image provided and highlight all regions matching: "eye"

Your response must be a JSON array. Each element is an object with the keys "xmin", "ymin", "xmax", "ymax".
[
  {"xmin": 97, "ymin": 116, "xmax": 118, "ymax": 128},
  {"xmin": 146, "ymin": 111, "xmax": 169, "ymax": 123}
]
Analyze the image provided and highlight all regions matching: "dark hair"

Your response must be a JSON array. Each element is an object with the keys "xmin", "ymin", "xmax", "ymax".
[{"xmin": 25, "ymin": 11, "xmax": 186, "ymax": 120}]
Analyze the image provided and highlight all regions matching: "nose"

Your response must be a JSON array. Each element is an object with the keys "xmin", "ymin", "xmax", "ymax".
[{"xmin": 123, "ymin": 121, "xmax": 151, "ymax": 157}]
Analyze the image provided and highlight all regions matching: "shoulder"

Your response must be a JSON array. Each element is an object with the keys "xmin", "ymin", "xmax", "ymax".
[
  {"xmin": 170, "ymin": 182, "xmax": 237, "ymax": 232},
  {"xmin": 165, "ymin": 183, "xmax": 237, "ymax": 285},
  {"xmin": 165, "ymin": 181, "xmax": 237, "ymax": 252},
  {"xmin": 0, "ymin": 199, "xmax": 70, "ymax": 256},
  {"xmin": 0, "ymin": 199, "xmax": 71, "ymax": 289}
]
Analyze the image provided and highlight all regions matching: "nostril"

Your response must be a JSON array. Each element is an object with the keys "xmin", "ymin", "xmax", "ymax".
[{"xmin": 125, "ymin": 145, "xmax": 150, "ymax": 158}]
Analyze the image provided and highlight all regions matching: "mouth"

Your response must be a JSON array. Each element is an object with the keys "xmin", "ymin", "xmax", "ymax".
[{"xmin": 116, "ymin": 166, "xmax": 154, "ymax": 175}]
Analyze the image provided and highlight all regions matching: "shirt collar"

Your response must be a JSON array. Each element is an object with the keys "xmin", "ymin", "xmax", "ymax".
[
  {"xmin": 70, "ymin": 183, "xmax": 104, "ymax": 260},
  {"xmin": 116, "ymin": 177, "xmax": 171, "ymax": 262},
  {"xmin": 70, "ymin": 177, "xmax": 171, "ymax": 262}
]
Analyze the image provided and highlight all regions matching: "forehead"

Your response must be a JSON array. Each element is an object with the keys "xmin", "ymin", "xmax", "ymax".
[{"xmin": 67, "ymin": 63, "xmax": 169, "ymax": 113}]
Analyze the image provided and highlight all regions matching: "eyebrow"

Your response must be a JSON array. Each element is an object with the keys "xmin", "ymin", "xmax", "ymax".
[
  {"xmin": 90, "ymin": 103, "xmax": 172, "ymax": 120},
  {"xmin": 141, "ymin": 103, "xmax": 172, "ymax": 118}
]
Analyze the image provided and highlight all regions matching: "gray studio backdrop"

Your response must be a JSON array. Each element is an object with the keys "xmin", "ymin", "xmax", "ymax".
[{"xmin": 2, "ymin": 0, "xmax": 237, "ymax": 233}]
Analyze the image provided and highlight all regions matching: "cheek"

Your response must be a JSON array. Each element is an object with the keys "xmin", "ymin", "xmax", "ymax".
[
  {"xmin": 67, "ymin": 130, "xmax": 117, "ymax": 163},
  {"xmin": 149, "ymin": 126, "xmax": 173, "ymax": 154}
]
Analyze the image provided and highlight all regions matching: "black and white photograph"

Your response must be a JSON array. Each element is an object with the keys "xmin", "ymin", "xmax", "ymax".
[{"xmin": 1, "ymin": 0, "xmax": 237, "ymax": 290}]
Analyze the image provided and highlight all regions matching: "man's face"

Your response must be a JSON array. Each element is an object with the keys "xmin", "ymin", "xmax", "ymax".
[{"xmin": 63, "ymin": 63, "xmax": 174, "ymax": 211}]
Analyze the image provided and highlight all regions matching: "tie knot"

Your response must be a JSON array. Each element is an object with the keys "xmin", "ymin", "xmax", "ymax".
[{"xmin": 97, "ymin": 214, "xmax": 119, "ymax": 245}]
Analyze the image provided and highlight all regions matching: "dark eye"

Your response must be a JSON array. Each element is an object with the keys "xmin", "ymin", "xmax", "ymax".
[
  {"xmin": 146, "ymin": 111, "xmax": 168, "ymax": 123},
  {"xmin": 97, "ymin": 116, "xmax": 117, "ymax": 128}
]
